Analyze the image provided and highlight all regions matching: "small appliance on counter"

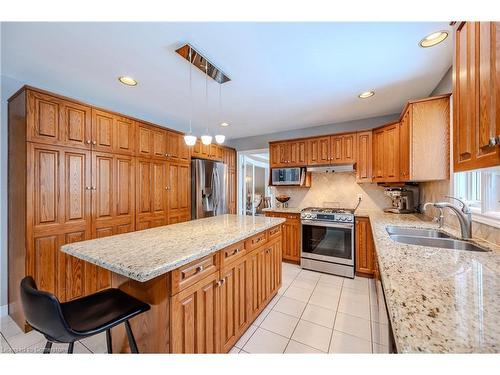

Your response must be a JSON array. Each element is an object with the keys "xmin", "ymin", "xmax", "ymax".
[
  {"xmin": 275, "ymin": 194, "xmax": 290, "ymax": 208},
  {"xmin": 383, "ymin": 186, "xmax": 418, "ymax": 213}
]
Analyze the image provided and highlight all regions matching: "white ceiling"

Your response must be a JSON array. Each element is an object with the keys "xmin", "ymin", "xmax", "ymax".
[{"xmin": 1, "ymin": 22, "xmax": 452, "ymax": 140}]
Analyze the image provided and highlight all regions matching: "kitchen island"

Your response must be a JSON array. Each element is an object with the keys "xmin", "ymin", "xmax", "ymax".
[{"xmin": 61, "ymin": 214, "xmax": 285, "ymax": 353}]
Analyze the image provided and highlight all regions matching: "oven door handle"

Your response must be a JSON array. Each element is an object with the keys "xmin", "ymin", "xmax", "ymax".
[{"xmin": 301, "ymin": 220, "xmax": 354, "ymax": 229}]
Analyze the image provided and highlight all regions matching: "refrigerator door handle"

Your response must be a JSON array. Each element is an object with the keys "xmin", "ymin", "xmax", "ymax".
[{"xmin": 212, "ymin": 167, "xmax": 218, "ymax": 214}]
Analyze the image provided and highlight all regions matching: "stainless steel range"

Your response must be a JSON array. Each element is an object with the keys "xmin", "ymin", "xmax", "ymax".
[{"xmin": 300, "ymin": 207, "xmax": 355, "ymax": 278}]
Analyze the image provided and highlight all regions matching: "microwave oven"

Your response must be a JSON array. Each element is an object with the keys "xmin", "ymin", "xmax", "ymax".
[{"xmin": 271, "ymin": 167, "xmax": 305, "ymax": 185}]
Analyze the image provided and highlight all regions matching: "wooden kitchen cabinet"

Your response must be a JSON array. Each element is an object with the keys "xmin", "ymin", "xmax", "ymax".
[
  {"xmin": 167, "ymin": 226, "xmax": 282, "ymax": 354},
  {"xmin": 453, "ymin": 21, "xmax": 500, "ymax": 171},
  {"xmin": 307, "ymin": 136, "xmax": 331, "ymax": 165},
  {"xmin": 264, "ymin": 212, "xmax": 300, "ymax": 263},
  {"xmin": 26, "ymin": 89, "xmax": 93, "ymax": 150},
  {"xmin": 167, "ymin": 161, "xmax": 191, "ymax": 224},
  {"xmin": 356, "ymin": 130, "xmax": 372, "ymax": 183},
  {"xmin": 10, "ymin": 85, "xmax": 200, "ymax": 331},
  {"xmin": 220, "ymin": 255, "xmax": 250, "ymax": 352},
  {"xmin": 92, "ymin": 109, "xmax": 135, "ymax": 155},
  {"xmin": 331, "ymin": 133, "xmax": 356, "ymax": 164},
  {"xmin": 269, "ymin": 140, "xmax": 307, "ymax": 167},
  {"xmin": 136, "ymin": 158, "xmax": 168, "ymax": 230},
  {"xmin": 355, "ymin": 217, "xmax": 375, "ymax": 277},
  {"xmin": 372, "ymin": 122, "xmax": 400, "ymax": 183},
  {"xmin": 92, "ymin": 152, "xmax": 136, "ymax": 237},
  {"xmin": 399, "ymin": 95, "xmax": 450, "ymax": 181},
  {"xmin": 170, "ymin": 271, "xmax": 221, "ymax": 353}
]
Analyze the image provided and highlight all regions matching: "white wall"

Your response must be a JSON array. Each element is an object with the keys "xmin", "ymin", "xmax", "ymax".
[
  {"xmin": 0, "ymin": 74, "xmax": 24, "ymax": 314},
  {"xmin": 430, "ymin": 66, "xmax": 452, "ymax": 96},
  {"xmin": 227, "ymin": 113, "xmax": 399, "ymax": 151}
]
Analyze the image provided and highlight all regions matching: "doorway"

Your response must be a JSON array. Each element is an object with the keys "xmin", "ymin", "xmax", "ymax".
[{"xmin": 237, "ymin": 149, "xmax": 272, "ymax": 216}]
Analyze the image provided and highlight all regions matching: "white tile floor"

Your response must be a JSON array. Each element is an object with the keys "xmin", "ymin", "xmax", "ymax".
[{"xmin": 0, "ymin": 263, "xmax": 390, "ymax": 354}]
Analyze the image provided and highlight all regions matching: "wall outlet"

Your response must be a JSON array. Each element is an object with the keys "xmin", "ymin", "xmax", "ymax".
[{"xmin": 357, "ymin": 194, "xmax": 363, "ymax": 201}]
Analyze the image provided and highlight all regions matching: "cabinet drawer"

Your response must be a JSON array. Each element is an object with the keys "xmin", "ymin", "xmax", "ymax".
[
  {"xmin": 267, "ymin": 225, "xmax": 282, "ymax": 241},
  {"xmin": 170, "ymin": 253, "xmax": 219, "ymax": 295},
  {"xmin": 245, "ymin": 231, "xmax": 268, "ymax": 251},
  {"xmin": 220, "ymin": 241, "xmax": 246, "ymax": 268}
]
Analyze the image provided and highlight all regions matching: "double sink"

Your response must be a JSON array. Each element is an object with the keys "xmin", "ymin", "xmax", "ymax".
[{"xmin": 386, "ymin": 226, "xmax": 489, "ymax": 252}]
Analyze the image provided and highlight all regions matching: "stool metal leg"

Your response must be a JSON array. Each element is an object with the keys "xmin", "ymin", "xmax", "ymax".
[
  {"xmin": 106, "ymin": 329, "xmax": 113, "ymax": 354},
  {"xmin": 43, "ymin": 341, "xmax": 52, "ymax": 354},
  {"xmin": 67, "ymin": 342, "xmax": 74, "ymax": 354},
  {"xmin": 124, "ymin": 320, "xmax": 138, "ymax": 354}
]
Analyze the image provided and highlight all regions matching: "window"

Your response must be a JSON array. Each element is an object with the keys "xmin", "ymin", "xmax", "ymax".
[{"xmin": 454, "ymin": 167, "xmax": 500, "ymax": 226}]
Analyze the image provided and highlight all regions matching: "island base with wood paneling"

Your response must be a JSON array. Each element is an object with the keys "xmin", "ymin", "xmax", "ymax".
[{"xmin": 108, "ymin": 225, "xmax": 282, "ymax": 353}]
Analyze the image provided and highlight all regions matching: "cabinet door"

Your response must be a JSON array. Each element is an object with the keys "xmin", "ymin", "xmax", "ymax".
[
  {"xmin": 137, "ymin": 123, "xmax": 153, "ymax": 156},
  {"xmin": 170, "ymin": 272, "xmax": 221, "ymax": 353},
  {"xmin": 92, "ymin": 153, "xmax": 136, "ymax": 236},
  {"xmin": 227, "ymin": 168, "xmax": 237, "ymax": 214},
  {"xmin": 372, "ymin": 129, "xmax": 385, "ymax": 181},
  {"xmin": 167, "ymin": 161, "xmax": 190, "ymax": 223},
  {"xmin": 166, "ymin": 131, "xmax": 180, "ymax": 159},
  {"xmin": 399, "ymin": 109, "xmax": 411, "ymax": 181},
  {"xmin": 283, "ymin": 219, "xmax": 300, "ymax": 263},
  {"xmin": 269, "ymin": 143, "xmax": 280, "ymax": 167},
  {"xmin": 191, "ymin": 139, "xmax": 203, "ymax": 158},
  {"xmin": 92, "ymin": 110, "xmax": 135, "ymax": 155},
  {"xmin": 307, "ymin": 137, "xmax": 330, "ymax": 165},
  {"xmin": 356, "ymin": 131, "xmax": 372, "ymax": 183},
  {"xmin": 136, "ymin": 159, "xmax": 167, "ymax": 228},
  {"xmin": 383, "ymin": 123, "xmax": 400, "ymax": 182},
  {"xmin": 220, "ymin": 257, "xmax": 249, "ymax": 352},
  {"xmin": 152, "ymin": 128, "xmax": 167, "ymax": 158},
  {"xmin": 330, "ymin": 136, "xmax": 343, "ymax": 163},
  {"xmin": 342, "ymin": 133, "xmax": 356, "ymax": 163},
  {"xmin": 59, "ymin": 230, "xmax": 91, "ymax": 301},
  {"xmin": 27, "ymin": 91, "xmax": 92, "ymax": 150},
  {"xmin": 246, "ymin": 248, "xmax": 264, "ymax": 318},
  {"xmin": 216, "ymin": 145, "xmax": 224, "ymax": 161},
  {"xmin": 92, "ymin": 109, "xmax": 115, "ymax": 153},
  {"xmin": 114, "ymin": 116, "xmax": 135, "ymax": 155},
  {"xmin": 289, "ymin": 141, "xmax": 307, "ymax": 166},
  {"xmin": 476, "ymin": 22, "xmax": 500, "ymax": 166},
  {"xmin": 355, "ymin": 217, "xmax": 375, "ymax": 276},
  {"xmin": 278, "ymin": 142, "xmax": 290, "ymax": 165}
]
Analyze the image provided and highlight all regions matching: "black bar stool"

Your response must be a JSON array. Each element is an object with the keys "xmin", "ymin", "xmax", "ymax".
[{"xmin": 20, "ymin": 276, "xmax": 150, "ymax": 354}]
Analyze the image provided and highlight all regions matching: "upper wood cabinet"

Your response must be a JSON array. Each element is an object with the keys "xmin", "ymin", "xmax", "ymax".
[
  {"xmin": 191, "ymin": 139, "xmax": 224, "ymax": 162},
  {"xmin": 453, "ymin": 22, "xmax": 500, "ymax": 171},
  {"xmin": 269, "ymin": 140, "xmax": 307, "ymax": 167},
  {"xmin": 356, "ymin": 131, "xmax": 372, "ymax": 183},
  {"xmin": 92, "ymin": 109, "xmax": 135, "ymax": 155},
  {"xmin": 372, "ymin": 122, "xmax": 400, "ymax": 183},
  {"xmin": 401, "ymin": 96, "xmax": 450, "ymax": 181},
  {"xmin": 305, "ymin": 134, "xmax": 356, "ymax": 166},
  {"xmin": 306, "ymin": 136, "xmax": 330, "ymax": 165},
  {"xmin": 27, "ymin": 90, "xmax": 93, "ymax": 149}
]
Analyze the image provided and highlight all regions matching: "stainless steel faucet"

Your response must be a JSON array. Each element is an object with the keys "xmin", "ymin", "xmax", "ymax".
[{"xmin": 424, "ymin": 196, "xmax": 472, "ymax": 239}]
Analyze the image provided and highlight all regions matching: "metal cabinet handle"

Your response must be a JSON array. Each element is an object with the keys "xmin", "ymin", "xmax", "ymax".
[
  {"xmin": 232, "ymin": 248, "xmax": 241, "ymax": 255},
  {"xmin": 86, "ymin": 140, "xmax": 92, "ymax": 144},
  {"xmin": 92, "ymin": 186, "xmax": 97, "ymax": 190},
  {"xmin": 216, "ymin": 280, "xmax": 222, "ymax": 287},
  {"xmin": 92, "ymin": 141, "xmax": 97, "ymax": 145},
  {"xmin": 85, "ymin": 186, "xmax": 91, "ymax": 190},
  {"xmin": 196, "ymin": 265, "xmax": 204, "ymax": 273},
  {"xmin": 221, "ymin": 278, "xmax": 226, "ymax": 286},
  {"xmin": 489, "ymin": 137, "xmax": 497, "ymax": 147}
]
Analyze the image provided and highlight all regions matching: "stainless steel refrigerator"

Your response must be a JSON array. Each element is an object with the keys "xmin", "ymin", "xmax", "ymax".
[{"xmin": 191, "ymin": 159, "xmax": 228, "ymax": 219}]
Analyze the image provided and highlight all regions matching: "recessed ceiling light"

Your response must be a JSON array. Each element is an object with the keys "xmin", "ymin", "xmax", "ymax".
[
  {"xmin": 419, "ymin": 31, "xmax": 448, "ymax": 48},
  {"xmin": 220, "ymin": 122, "xmax": 229, "ymax": 127},
  {"xmin": 118, "ymin": 76, "xmax": 138, "ymax": 86},
  {"xmin": 358, "ymin": 91, "xmax": 375, "ymax": 99}
]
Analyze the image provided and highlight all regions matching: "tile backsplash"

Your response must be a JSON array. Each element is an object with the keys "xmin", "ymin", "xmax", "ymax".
[
  {"xmin": 271, "ymin": 172, "xmax": 500, "ymax": 246},
  {"xmin": 271, "ymin": 172, "xmax": 391, "ymax": 211}
]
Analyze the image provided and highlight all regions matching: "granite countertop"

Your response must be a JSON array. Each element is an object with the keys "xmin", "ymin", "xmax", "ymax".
[
  {"xmin": 61, "ymin": 214, "xmax": 285, "ymax": 282},
  {"xmin": 262, "ymin": 207, "xmax": 303, "ymax": 214},
  {"xmin": 367, "ymin": 210, "xmax": 500, "ymax": 353}
]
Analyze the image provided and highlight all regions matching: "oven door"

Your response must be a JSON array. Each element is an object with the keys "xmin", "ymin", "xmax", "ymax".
[{"xmin": 301, "ymin": 220, "xmax": 354, "ymax": 266}]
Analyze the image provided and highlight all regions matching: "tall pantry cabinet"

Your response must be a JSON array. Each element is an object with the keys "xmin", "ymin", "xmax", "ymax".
[{"xmin": 7, "ymin": 86, "xmax": 237, "ymax": 332}]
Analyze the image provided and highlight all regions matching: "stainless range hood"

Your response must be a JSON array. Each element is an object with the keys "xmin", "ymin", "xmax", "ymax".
[{"xmin": 307, "ymin": 164, "xmax": 355, "ymax": 173}]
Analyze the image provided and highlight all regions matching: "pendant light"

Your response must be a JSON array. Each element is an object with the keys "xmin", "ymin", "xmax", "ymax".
[
  {"xmin": 215, "ymin": 84, "xmax": 226, "ymax": 144},
  {"xmin": 201, "ymin": 60, "xmax": 213, "ymax": 145},
  {"xmin": 184, "ymin": 47, "xmax": 197, "ymax": 146}
]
